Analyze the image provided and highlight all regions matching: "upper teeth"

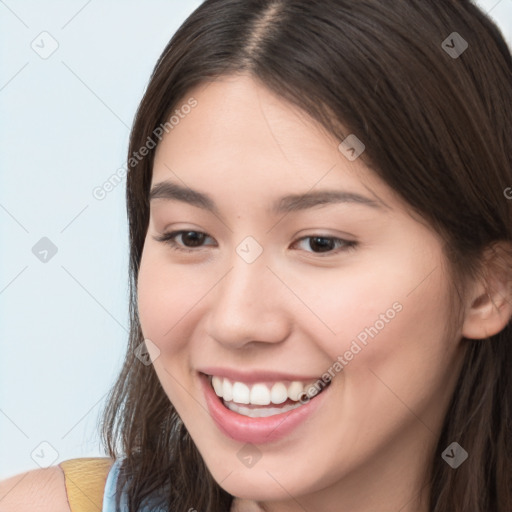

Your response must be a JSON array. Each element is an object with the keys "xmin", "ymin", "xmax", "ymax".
[{"xmin": 211, "ymin": 376, "xmax": 314, "ymax": 405}]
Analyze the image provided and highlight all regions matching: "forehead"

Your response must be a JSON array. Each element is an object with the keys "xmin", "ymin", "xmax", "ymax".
[
  {"xmin": 154, "ymin": 75, "xmax": 341, "ymax": 167},
  {"xmin": 150, "ymin": 74, "xmax": 399, "ymax": 212}
]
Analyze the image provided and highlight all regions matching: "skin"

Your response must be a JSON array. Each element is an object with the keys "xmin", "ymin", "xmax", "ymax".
[
  {"xmin": 136, "ymin": 74, "xmax": 512, "ymax": 512},
  {"xmin": 0, "ymin": 465, "xmax": 72, "ymax": 512}
]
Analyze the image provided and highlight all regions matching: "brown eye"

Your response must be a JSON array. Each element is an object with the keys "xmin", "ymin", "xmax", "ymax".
[
  {"xmin": 293, "ymin": 236, "xmax": 357, "ymax": 255},
  {"xmin": 179, "ymin": 231, "xmax": 207, "ymax": 247},
  {"xmin": 153, "ymin": 230, "xmax": 216, "ymax": 252},
  {"xmin": 309, "ymin": 237, "xmax": 336, "ymax": 252}
]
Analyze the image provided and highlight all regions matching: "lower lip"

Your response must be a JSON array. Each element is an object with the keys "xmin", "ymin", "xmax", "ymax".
[{"xmin": 200, "ymin": 373, "xmax": 330, "ymax": 444}]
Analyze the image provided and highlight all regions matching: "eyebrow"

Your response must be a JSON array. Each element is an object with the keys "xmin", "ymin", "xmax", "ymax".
[{"xmin": 149, "ymin": 180, "xmax": 387, "ymax": 215}]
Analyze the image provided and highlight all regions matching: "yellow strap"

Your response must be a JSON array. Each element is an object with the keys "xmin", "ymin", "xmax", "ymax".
[{"xmin": 59, "ymin": 457, "xmax": 114, "ymax": 512}]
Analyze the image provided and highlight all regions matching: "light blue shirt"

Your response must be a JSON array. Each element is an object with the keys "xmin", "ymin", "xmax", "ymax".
[
  {"xmin": 102, "ymin": 458, "xmax": 167, "ymax": 511},
  {"xmin": 102, "ymin": 459, "xmax": 129, "ymax": 511}
]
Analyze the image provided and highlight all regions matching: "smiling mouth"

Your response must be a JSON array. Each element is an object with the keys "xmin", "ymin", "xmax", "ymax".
[{"xmin": 206, "ymin": 374, "xmax": 331, "ymax": 418}]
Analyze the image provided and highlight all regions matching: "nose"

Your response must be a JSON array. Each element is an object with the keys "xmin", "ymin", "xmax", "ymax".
[{"xmin": 205, "ymin": 252, "xmax": 292, "ymax": 350}]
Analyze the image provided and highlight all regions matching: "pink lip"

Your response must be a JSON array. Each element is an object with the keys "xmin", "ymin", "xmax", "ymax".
[
  {"xmin": 197, "ymin": 366, "xmax": 322, "ymax": 384},
  {"xmin": 199, "ymin": 372, "xmax": 330, "ymax": 444}
]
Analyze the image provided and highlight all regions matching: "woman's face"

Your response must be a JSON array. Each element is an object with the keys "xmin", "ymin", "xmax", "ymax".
[{"xmin": 137, "ymin": 74, "xmax": 466, "ymax": 508}]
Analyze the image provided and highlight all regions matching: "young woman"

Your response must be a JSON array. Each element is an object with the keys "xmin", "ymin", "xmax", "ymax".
[{"xmin": 1, "ymin": 0, "xmax": 511, "ymax": 511}]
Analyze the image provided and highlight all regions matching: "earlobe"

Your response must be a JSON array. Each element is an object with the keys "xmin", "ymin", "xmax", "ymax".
[{"xmin": 461, "ymin": 244, "xmax": 512, "ymax": 340}]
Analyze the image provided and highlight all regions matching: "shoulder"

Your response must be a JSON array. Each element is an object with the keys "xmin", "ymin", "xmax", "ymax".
[
  {"xmin": 0, "ymin": 458, "xmax": 115, "ymax": 512},
  {"xmin": 0, "ymin": 464, "xmax": 70, "ymax": 512}
]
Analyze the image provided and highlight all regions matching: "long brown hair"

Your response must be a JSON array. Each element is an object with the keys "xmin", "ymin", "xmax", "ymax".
[{"xmin": 100, "ymin": 1, "xmax": 512, "ymax": 510}]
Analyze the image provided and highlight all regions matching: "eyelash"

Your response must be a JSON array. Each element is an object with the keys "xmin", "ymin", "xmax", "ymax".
[{"xmin": 153, "ymin": 230, "xmax": 358, "ymax": 256}]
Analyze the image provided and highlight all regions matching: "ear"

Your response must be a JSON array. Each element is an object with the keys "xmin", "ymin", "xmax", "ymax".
[{"xmin": 462, "ymin": 242, "xmax": 512, "ymax": 339}]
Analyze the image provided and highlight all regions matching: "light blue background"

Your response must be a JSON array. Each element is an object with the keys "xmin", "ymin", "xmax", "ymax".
[{"xmin": 1, "ymin": 0, "xmax": 511, "ymax": 479}]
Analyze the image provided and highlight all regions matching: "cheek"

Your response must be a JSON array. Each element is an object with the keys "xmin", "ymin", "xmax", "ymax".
[
  {"xmin": 335, "ymin": 264, "xmax": 457, "ymax": 428},
  {"xmin": 136, "ymin": 249, "xmax": 198, "ymax": 406},
  {"xmin": 136, "ymin": 245, "xmax": 225, "ymax": 353},
  {"xmin": 136, "ymin": 248, "xmax": 190, "ymax": 349},
  {"xmin": 279, "ymin": 257, "xmax": 415, "ymax": 357},
  {"xmin": 294, "ymin": 252, "xmax": 454, "ymax": 384}
]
